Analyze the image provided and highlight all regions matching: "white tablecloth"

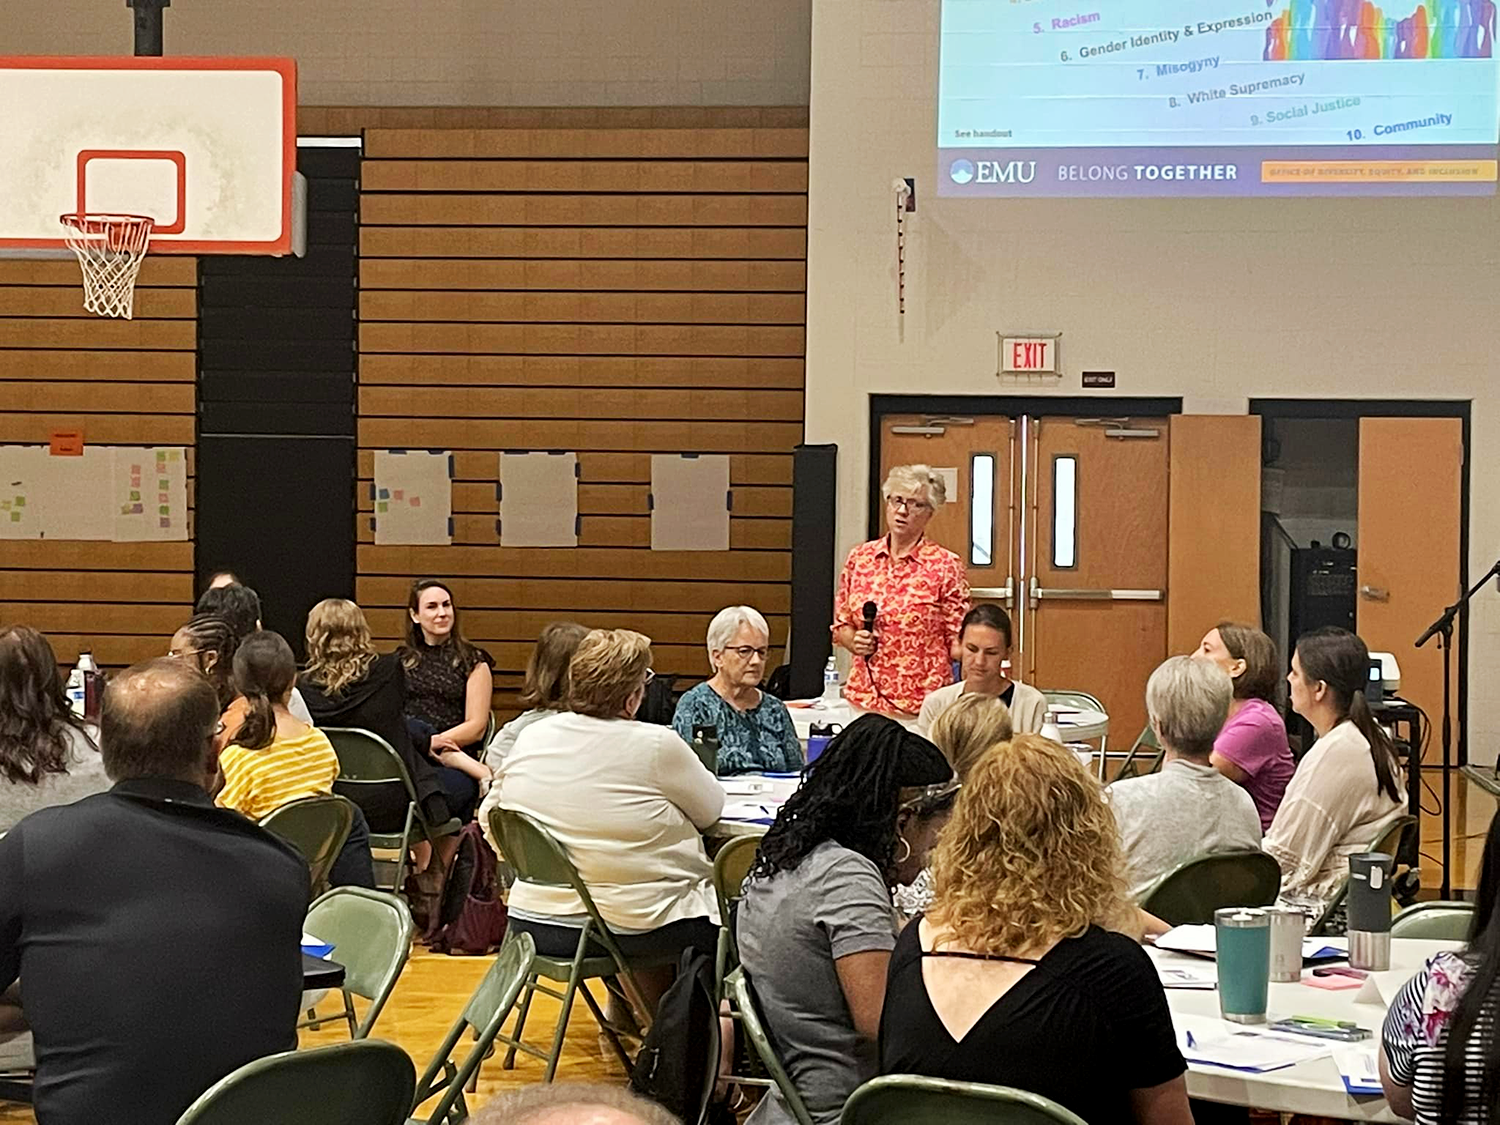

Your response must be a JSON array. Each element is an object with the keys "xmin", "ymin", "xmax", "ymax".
[{"xmin": 1158, "ymin": 937, "xmax": 1459, "ymax": 1119}]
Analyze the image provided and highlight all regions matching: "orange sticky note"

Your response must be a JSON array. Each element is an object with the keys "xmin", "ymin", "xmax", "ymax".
[
  {"xmin": 49, "ymin": 430, "xmax": 84, "ymax": 456},
  {"xmin": 1302, "ymin": 974, "xmax": 1362, "ymax": 991}
]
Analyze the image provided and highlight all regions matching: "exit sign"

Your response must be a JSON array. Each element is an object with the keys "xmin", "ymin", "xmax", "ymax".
[{"xmin": 1000, "ymin": 335, "xmax": 1059, "ymax": 374}]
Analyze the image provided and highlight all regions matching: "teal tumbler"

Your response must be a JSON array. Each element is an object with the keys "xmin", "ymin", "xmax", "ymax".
[{"xmin": 1215, "ymin": 907, "xmax": 1271, "ymax": 1024}]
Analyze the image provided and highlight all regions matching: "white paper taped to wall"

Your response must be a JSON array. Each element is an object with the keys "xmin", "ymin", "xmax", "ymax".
[
  {"xmin": 934, "ymin": 466, "xmax": 960, "ymax": 506},
  {"xmin": 0, "ymin": 446, "xmax": 43, "ymax": 539},
  {"xmin": 373, "ymin": 450, "xmax": 453, "ymax": 546},
  {"xmin": 0, "ymin": 445, "xmax": 187, "ymax": 541},
  {"xmin": 499, "ymin": 451, "xmax": 578, "ymax": 547},
  {"xmin": 651, "ymin": 454, "xmax": 730, "ymax": 551},
  {"xmin": 112, "ymin": 446, "xmax": 189, "ymax": 541}
]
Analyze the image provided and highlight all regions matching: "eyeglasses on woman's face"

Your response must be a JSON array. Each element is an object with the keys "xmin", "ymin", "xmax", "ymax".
[
  {"xmin": 723, "ymin": 645, "xmax": 770, "ymax": 660},
  {"xmin": 642, "ymin": 668, "xmax": 656, "ymax": 686},
  {"xmin": 886, "ymin": 494, "xmax": 932, "ymax": 513}
]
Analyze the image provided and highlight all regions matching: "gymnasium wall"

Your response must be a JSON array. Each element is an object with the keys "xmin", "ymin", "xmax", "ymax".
[
  {"xmin": 350, "ymin": 118, "xmax": 808, "ymax": 715},
  {"xmin": 803, "ymin": 0, "xmax": 1500, "ymax": 755},
  {"xmin": 6, "ymin": 0, "xmax": 811, "ymax": 107},
  {"xmin": 0, "ymin": 258, "xmax": 197, "ymax": 666}
]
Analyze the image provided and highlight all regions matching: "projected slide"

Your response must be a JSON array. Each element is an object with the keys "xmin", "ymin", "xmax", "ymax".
[{"xmin": 937, "ymin": 0, "xmax": 1500, "ymax": 195}]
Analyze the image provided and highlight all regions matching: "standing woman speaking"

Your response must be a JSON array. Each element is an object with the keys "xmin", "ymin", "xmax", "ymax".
[{"xmin": 831, "ymin": 465, "xmax": 970, "ymax": 716}]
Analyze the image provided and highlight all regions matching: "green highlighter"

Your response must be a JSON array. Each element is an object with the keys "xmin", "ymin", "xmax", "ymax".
[{"xmin": 1270, "ymin": 1015, "xmax": 1372, "ymax": 1042}]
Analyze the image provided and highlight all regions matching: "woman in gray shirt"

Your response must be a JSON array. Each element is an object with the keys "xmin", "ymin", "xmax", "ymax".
[
  {"xmin": 736, "ymin": 715, "xmax": 956, "ymax": 1125},
  {"xmin": 0, "ymin": 627, "xmax": 109, "ymax": 833}
]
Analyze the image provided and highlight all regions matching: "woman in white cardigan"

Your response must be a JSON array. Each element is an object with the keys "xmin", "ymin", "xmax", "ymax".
[
  {"xmin": 494, "ymin": 627, "xmax": 724, "ymax": 1010},
  {"xmin": 1263, "ymin": 627, "xmax": 1404, "ymax": 919},
  {"xmin": 916, "ymin": 604, "xmax": 1046, "ymax": 736}
]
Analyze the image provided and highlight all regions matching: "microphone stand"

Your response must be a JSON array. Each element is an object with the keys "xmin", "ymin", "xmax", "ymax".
[{"xmin": 1415, "ymin": 559, "xmax": 1500, "ymax": 899}]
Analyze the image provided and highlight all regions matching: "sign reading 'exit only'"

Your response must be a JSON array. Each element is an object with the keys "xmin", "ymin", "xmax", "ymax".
[{"xmin": 999, "ymin": 335, "xmax": 1059, "ymax": 374}]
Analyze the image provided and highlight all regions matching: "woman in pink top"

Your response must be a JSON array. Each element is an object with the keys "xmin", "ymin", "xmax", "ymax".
[{"xmin": 1194, "ymin": 622, "xmax": 1296, "ymax": 830}]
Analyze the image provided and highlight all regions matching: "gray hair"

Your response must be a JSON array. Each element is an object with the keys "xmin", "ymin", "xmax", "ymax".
[
  {"xmin": 471, "ymin": 1082, "xmax": 679, "ymax": 1125},
  {"xmin": 706, "ymin": 605, "xmax": 770, "ymax": 663},
  {"xmin": 881, "ymin": 464, "xmax": 947, "ymax": 510},
  {"xmin": 1145, "ymin": 655, "xmax": 1232, "ymax": 759}
]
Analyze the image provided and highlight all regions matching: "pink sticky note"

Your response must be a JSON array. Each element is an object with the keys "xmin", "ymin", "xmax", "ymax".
[
  {"xmin": 393, "ymin": 490, "xmax": 404, "ymax": 500},
  {"xmin": 409, "ymin": 496, "xmax": 421, "ymax": 507},
  {"xmin": 1303, "ymin": 974, "xmax": 1362, "ymax": 991}
]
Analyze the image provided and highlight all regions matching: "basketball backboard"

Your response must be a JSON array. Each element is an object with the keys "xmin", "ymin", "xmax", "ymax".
[{"xmin": 0, "ymin": 57, "xmax": 297, "ymax": 255}]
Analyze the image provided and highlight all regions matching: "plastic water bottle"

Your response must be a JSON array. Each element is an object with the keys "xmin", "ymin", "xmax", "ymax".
[
  {"xmin": 66, "ymin": 658, "xmax": 89, "ymax": 718},
  {"xmin": 1040, "ymin": 708, "xmax": 1063, "ymax": 744},
  {"xmin": 821, "ymin": 657, "xmax": 841, "ymax": 703}
]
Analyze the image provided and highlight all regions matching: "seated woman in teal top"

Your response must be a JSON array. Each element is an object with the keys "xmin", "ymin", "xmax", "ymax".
[{"xmin": 673, "ymin": 605, "xmax": 804, "ymax": 776}]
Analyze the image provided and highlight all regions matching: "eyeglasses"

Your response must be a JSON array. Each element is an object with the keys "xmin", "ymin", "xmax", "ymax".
[
  {"xmin": 886, "ymin": 495, "xmax": 932, "ymax": 513},
  {"xmin": 724, "ymin": 646, "xmax": 770, "ymax": 659},
  {"xmin": 167, "ymin": 647, "xmax": 206, "ymax": 660},
  {"xmin": 210, "ymin": 720, "xmax": 226, "ymax": 739},
  {"xmin": 643, "ymin": 668, "xmax": 656, "ymax": 685}
]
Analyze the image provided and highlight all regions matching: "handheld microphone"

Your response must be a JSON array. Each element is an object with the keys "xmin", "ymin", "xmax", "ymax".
[{"xmin": 862, "ymin": 601, "xmax": 877, "ymax": 649}]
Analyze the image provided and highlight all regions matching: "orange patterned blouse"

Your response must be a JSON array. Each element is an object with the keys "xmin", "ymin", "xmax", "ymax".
[{"xmin": 832, "ymin": 536, "xmax": 970, "ymax": 715}]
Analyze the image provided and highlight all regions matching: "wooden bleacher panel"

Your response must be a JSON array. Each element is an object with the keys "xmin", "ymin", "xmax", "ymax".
[
  {"xmin": 357, "ymin": 123, "xmax": 807, "ymax": 716},
  {"xmin": 0, "ymin": 257, "xmax": 198, "ymax": 668}
]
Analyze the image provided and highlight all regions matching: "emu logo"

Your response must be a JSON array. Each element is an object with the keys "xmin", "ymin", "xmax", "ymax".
[
  {"xmin": 949, "ymin": 159, "xmax": 975, "ymax": 185},
  {"xmin": 977, "ymin": 160, "xmax": 1037, "ymax": 184}
]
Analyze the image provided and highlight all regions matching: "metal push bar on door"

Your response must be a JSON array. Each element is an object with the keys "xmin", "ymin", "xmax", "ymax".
[
  {"xmin": 1027, "ymin": 578, "xmax": 1163, "ymax": 606},
  {"xmin": 971, "ymin": 580, "xmax": 1015, "ymax": 608}
]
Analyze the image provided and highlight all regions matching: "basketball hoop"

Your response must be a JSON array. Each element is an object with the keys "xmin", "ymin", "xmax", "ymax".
[{"xmin": 58, "ymin": 213, "xmax": 154, "ymax": 319}]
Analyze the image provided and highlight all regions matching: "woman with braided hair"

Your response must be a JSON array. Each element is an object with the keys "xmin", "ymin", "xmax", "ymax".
[{"xmin": 736, "ymin": 714, "xmax": 955, "ymax": 1125}]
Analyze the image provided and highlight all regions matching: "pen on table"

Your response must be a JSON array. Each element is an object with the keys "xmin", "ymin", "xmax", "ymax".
[{"xmin": 1312, "ymin": 966, "xmax": 1367, "ymax": 979}]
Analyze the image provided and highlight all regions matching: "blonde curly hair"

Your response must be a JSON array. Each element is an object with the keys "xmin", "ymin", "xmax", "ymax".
[
  {"xmin": 927, "ymin": 733, "xmax": 1135, "ymax": 955},
  {"xmin": 303, "ymin": 598, "xmax": 378, "ymax": 697}
]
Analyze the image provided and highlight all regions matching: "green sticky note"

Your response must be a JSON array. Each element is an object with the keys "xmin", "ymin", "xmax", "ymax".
[
  {"xmin": 13, "ymin": 497, "xmax": 23, "ymax": 508},
  {"xmin": 158, "ymin": 504, "xmax": 170, "ymax": 515},
  {"xmin": 9, "ymin": 511, "xmax": 19, "ymax": 522},
  {"xmin": 377, "ymin": 501, "xmax": 389, "ymax": 513},
  {"xmin": 129, "ymin": 490, "xmax": 140, "ymax": 501},
  {"xmin": 158, "ymin": 478, "xmax": 169, "ymax": 490}
]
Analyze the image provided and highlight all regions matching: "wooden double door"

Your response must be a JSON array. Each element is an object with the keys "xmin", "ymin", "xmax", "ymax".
[{"xmin": 879, "ymin": 410, "xmax": 1462, "ymax": 755}]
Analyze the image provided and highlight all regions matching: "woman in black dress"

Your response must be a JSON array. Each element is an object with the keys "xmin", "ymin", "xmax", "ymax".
[
  {"xmin": 879, "ymin": 733, "xmax": 1193, "ymax": 1125},
  {"xmin": 399, "ymin": 579, "xmax": 494, "ymax": 762}
]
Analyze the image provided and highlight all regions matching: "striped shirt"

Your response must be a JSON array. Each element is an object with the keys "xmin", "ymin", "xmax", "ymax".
[
  {"xmin": 1382, "ymin": 949, "xmax": 1497, "ymax": 1124},
  {"xmin": 217, "ymin": 728, "xmax": 339, "ymax": 822}
]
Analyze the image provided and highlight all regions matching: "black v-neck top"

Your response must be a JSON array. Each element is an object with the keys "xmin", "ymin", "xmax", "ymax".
[{"xmin": 879, "ymin": 918, "xmax": 1185, "ymax": 1123}]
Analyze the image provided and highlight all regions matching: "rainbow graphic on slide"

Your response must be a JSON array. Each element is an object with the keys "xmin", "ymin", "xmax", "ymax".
[{"xmin": 1264, "ymin": 0, "xmax": 1496, "ymax": 58}]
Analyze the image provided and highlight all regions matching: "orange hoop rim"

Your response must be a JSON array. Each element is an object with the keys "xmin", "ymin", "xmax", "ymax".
[{"xmin": 59, "ymin": 212, "xmax": 155, "ymax": 235}]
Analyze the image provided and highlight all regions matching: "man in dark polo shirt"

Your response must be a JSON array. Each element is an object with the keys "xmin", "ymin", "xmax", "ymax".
[{"xmin": 0, "ymin": 658, "xmax": 310, "ymax": 1124}]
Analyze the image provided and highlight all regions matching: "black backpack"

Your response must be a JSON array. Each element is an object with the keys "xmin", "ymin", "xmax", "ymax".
[{"xmin": 629, "ymin": 949, "xmax": 724, "ymax": 1124}]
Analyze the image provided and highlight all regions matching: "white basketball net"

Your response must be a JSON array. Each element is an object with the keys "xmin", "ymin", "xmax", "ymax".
[{"xmin": 59, "ymin": 213, "xmax": 154, "ymax": 320}]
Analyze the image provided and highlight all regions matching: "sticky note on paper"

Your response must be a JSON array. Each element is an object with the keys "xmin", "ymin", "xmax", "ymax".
[
  {"xmin": 158, "ymin": 492, "xmax": 168, "ymax": 502},
  {"xmin": 13, "ymin": 497, "xmax": 23, "ymax": 508},
  {"xmin": 168, "ymin": 450, "xmax": 180, "ymax": 462},
  {"xmin": 377, "ymin": 488, "xmax": 390, "ymax": 500},
  {"xmin": 392, "ymin": 490, "xmax": 404, "ymax": 500},
  {"xmin": 159, "ymin": 517, "xmax": 171, "ymax": 528},
  {"xmin": 409, "ymin": 496, "xmax": 422, "ymax": 507},
  {"xmin": 8, "ymin": 512, "xmax": 18, "ymax": 522},
  {"xmin": 129, "ymin": 490, "xmax": 140, "ymax": 501},
  {"xmin": 377, "ymin": 501, "xmax": 388, "ymax": 513}
]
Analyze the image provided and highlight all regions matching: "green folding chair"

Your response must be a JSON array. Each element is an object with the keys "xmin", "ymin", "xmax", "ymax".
[
  {"xmin": 728, "ymin": 967, "xmax": 814, "ymax": 1125},
  {"xmin": 324, "ymin": 727, "xmax": 461, "ymax": 893},
  {"xmin": 300, "ymin": 887, "xmax": 414, "ymax": 1040},
  {"xmin": 1113, "ymin": 725, "xmax": 1164, "ymax": 782},
  {"xmin": 1311, "ymin": 814, "xmax": 1421, "ymax": 936},
  {"xmin": 174, "ymin": 1039, "xmax": 415, "ymax": 1125},
  {"xmin": 487, "ymin": 806, "xmax": 664, "ymax": 1082},
  {"xmin": 409, "ymin": 933, "xmax": 536, "ymax": 1125},
  {"xmin": 712, "ymin": 835, "xmax": 760, "ymax": 987},
  {"xmin": 1391, "ymin": 901, "xmax": 1474, "ymax": 941},
  {"xmin": 259, "ymin": 794, "xmax": 356, "ymax": 896},
  {"xmin": 1139, "ymin": 850, "xmax": 1281, "ymax": 926},
  {"xmin": 841, "ymin": 1075, "xmax": 1090, "ymax": 1125}
]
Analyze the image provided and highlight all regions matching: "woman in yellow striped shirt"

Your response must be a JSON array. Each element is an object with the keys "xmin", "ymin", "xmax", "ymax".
[{"xmin": 217, "ymin": 631, "xmax": 339, "ymax": 821}]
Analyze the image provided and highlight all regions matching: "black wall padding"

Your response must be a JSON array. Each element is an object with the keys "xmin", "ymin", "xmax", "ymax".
[
  {"xmin": 791, "ymin": 443, "xmax": 838, "ymax": 698},
  {"xmin": 195, "ymin": 145, "xmax": 359, "ymax": 658}
]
